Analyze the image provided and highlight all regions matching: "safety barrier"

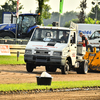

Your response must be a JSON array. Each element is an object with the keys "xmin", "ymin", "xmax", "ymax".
[
  {"xmin": 9, "ymin": 45, "xmax": 26, "ymax": 56},
  {"xmin": 0, "ymin": 39, "xmax": 28, "ymax": 56},
  {"xmin": 0, "ymin": 38, "xmax": 29, "ymax": 45}
]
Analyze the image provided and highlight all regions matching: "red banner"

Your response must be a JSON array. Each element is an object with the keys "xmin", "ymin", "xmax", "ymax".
[{"xmin": 16, "ymin": 0, "xmax": 19, "ymax": 18}]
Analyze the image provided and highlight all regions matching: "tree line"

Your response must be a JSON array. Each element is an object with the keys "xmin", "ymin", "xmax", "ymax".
[
  {"xmin": 0, "ymin": 0, "xmax": 100, "ymax": 27},
  {"xmin": 43, "ymin": 11, "xmax": 78, "ymax": 27}
]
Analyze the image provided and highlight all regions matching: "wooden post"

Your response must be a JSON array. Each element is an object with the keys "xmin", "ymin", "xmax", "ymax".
[{"xmin": 17, "ymin": 51, "xmax": 20, "ymax": 61}]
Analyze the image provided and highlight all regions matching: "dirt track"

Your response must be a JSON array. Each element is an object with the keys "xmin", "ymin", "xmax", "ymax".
[
  {"xmin": 0, "ymin": 65, "xmax": 100, "ymax": 100},
  {"xmin": 0, "ymin": 65, "xmax": 100, "ymax": 84},
  {"xmin": 0, "ymin": 90, "xmax": 100, "ymax": 100}
]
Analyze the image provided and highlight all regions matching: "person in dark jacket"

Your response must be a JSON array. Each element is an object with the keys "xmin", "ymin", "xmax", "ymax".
[
  {"xmin": 61, "ymin": 31, "xmax": 69, "ymax": 43},
  {"xmin": 78, "ymin": 32, "xmax": 89, "ymax": 50}
]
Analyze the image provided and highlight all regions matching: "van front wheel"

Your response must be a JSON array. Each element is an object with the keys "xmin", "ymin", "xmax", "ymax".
[
  {"xmin": 45, "ymin": 66, "xmax": 57, "ymax": 72},
  {"xmin": 61, "ymin": 63, "xmax": 69, "ymax": 74},
  {"xmin": 26, "ymin": 63, "xmax": 35, "ymax": 72}
]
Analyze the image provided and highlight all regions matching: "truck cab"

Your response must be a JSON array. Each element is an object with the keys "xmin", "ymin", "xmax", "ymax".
[
  {"xmin": 88, "ymin": 30, "xmax": 100, "ymax": 51},
  {"xmin": 17, "ymin": 13, "xmax": 38, "ymax": 38},
  {"xmin": 0, "ymin": 13, "xmax": 39, "ymax": 39},
  {"xmin": 24, "ymin": 26, "xmax": 88, "ymax": 74}
]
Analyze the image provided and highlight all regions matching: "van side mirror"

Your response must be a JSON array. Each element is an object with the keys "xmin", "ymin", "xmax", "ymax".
[{"xmin": 88, "ymin": 36, "xmax": 90, "ymax": 39}]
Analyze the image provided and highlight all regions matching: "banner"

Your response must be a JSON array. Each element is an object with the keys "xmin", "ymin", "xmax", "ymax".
[
  {"xmin": 16, "ymin": 0, "xmax": 19, "ymax": 18},
  {"xmin": 0, "ymin": 45, "xmax": 10, "ymax": 55},
  {"xmin": 59, "ymin": 0, "xmax": 64, "ymax": 14}
]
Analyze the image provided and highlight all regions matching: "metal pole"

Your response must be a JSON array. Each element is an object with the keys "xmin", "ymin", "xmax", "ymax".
[
  {"xmin": 15, "ymin": 17, "xmax": 17, "ymax": 42},
  {"xmin": 95, "ymin": 5, "xmax": 97, "ymax": 23},
  {"xmin": 59, "ymin": 13, "xmax": 61, "ymax": 27}
]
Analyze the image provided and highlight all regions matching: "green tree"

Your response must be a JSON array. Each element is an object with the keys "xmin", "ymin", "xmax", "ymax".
[
  {"xmin": 42, "ymin": 4, "xmax": 51, "ymax": 19},
  {"xmin": 61, "ymin": 11, "xmax": 79, "ymax": 26},
  {"xmin": 1, "ymin": 0, "xmax": 23, "ymax": 12},
  {"xmin": 43, "ymin": 11, "xmax": 78, "ymax": 27},
  {"xmin": 77, "ymin": 0, "xmax": 87, "ymax": 23},
  {"xmin": 64, "ymin": 18, "xmax": 79, "ymax": 27},
  {"xmin": 85, "ymin": 17, "xmax": 95, "ymax": 24},
  {"xmin": 43, "ymin": 12, "xmax": 59, "ymax": 26},
  {"xmin": 85, "ymin": 17, "xmax": 100, "ymax": 24},
  {"xmin": 88, "ymin": 5, "xmax": 100, "ymax": 21},
  {"xmin": 0, "ymin": 0, "xmax": 23, "ymax": 23},
  {"xmin": 36, "ymin": 0, "xmax": 51, "ymax": 25}
]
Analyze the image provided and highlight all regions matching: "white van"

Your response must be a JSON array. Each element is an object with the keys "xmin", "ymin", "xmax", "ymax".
[{"xmin": 24, "ymin": 26, "xmax": 88, "ymax": 74}]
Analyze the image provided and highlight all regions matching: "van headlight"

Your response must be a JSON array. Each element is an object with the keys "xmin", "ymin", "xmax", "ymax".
[
  {"xmin": 25, "ymin": 49, "xmax": 32, "ymax": 55},
  {"xmin": 53, "ymin": 52, "xmax": 62, "ymax": 56}
]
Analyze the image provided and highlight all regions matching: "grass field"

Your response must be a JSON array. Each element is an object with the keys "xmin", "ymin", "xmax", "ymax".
[
  {"xmin": 0, "ymin": 56, "xmax": 25, "ymax": 65},
  {"xmin": 0, "ymin": 80, "xmax": 100, "ymax": 92}
]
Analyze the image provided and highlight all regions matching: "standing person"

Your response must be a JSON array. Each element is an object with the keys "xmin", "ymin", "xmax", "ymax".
[{"xmin": 78, "ymin": 32, "xmax": 89, "ymax": 50}]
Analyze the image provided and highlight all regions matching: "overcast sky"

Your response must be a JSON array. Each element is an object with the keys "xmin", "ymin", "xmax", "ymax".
[{"xmin": 0, "ymin": 0, "xmax": 95, "ymax": 14}]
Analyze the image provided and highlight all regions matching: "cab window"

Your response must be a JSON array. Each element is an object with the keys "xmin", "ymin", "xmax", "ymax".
[
  {"xmin": 31, "ymin": 28, "xmax": 70, "ymax": 43},
  {"xmin": 90, "ymin": 31, "xmax": 100, "ymax": 39}
]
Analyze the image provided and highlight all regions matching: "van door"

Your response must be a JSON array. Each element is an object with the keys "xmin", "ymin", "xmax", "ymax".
[
  {"xmin": 70, "ymin": 31, "xmax": 77, "ymax": 65},
  {"xmin": 89, "ymin": 31, "xmax": 100, "ymax": 51}
]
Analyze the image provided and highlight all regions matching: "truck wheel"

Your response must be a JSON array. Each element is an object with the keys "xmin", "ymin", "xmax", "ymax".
[
  {"xmin": 26, "ymin": 63, "xmax": 35, "ymax": 72},
  {"xmin": 0, "ymin": 32, "xmax": 15, "ymax": 39},
  {"xmin": 45, "ymin": 66, "xmax": 57, "ymax": 72},
  {"xmin": 61, "ymin": 63, "xmax": 69, "ymax": 74},
  {"xmin": 77, "ymin": 61, "xmax": 88, "ymax": 74}
]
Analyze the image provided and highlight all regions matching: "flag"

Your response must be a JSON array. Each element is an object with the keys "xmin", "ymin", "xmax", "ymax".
[
  {"xmin": 16, "ymin": 0, "xmax": 19, "ymax": 18},
  {"xmin": 59, "ymin": 0, "xmax": 64, "ymax": 14}
]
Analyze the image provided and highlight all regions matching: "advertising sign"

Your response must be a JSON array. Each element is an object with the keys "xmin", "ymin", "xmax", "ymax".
[{"xmin": 0, "ymin": 45, "xmax": 10, "ymax": 55}]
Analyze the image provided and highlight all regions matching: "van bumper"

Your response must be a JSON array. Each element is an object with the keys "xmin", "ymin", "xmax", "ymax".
[{"xmin": 24, "ymin": 55, "xmax": 66, "ymax": 66}]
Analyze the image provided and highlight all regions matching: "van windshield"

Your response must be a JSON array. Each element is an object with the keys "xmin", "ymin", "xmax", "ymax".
[
  {"xmin": 90, "ymin": 31, "xmax": 100, "ymax": 39},
  {"xmin": 31, "ymin": 28, "xmax": 70, "ymax": 43}
]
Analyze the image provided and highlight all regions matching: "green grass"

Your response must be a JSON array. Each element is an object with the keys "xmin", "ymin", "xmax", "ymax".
[
  {"xmin": 0, "ymin": 80, "xmax": 100, "ymax": 92},
  {"xmin": 0, "ymin": 56, "xmax": 25, "ymax": 65}
]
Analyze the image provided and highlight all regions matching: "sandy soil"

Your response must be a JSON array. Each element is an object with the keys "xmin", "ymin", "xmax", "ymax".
[
  {"xmin": 0, "ymin": 90, "xmax": 100, "ymax": 100},
  {"xmin": 0, "ymin": 65, "xmax": 100, "ymax": 84},
  {"xmin": 0, "ymin": 65, "xmax": 100, "ymax": 100}
]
